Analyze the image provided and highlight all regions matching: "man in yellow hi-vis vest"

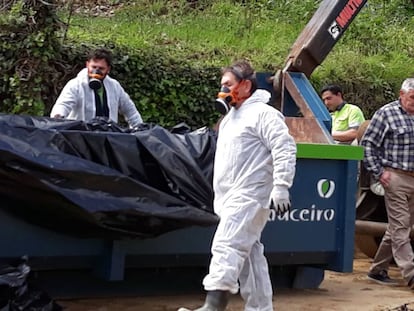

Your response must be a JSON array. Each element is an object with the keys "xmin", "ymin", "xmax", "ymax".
[{"xmin": 321, "ymin": 84, "xmax": 365, "ymax": 145}]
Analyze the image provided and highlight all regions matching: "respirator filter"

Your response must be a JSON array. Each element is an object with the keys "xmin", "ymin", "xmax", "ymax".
[
  {"xmin": 215, "ymin": 86, "xmax": 236, "ymax": 115},
  {"xmin": 88, "ymin": 69, "xmax": 104, "ymax": 90}
]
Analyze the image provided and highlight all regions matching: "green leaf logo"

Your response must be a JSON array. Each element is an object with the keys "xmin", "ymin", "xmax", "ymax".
[{"xmin": 317, "ymin": 179, "xmax": 335, "ymax": 199}]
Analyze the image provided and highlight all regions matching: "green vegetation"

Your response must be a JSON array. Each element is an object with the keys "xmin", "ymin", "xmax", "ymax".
[
  {"xmin": 0, "ymin": 0, "xmax": 62, "ymax": 115},
  {"xmin": 62, "ymin": 0, "xmax": 414, "ymax": 118},
  {"xmin": 63, "ymin": 1, "xmax": 414, "ymax": 69},
  {"xmin": 1, "ymin": 0, "xmax": 414, "ymax": 128},
  {"xmin": 62, "ymin": 1, "xmax": 320, "ymax": 69}
]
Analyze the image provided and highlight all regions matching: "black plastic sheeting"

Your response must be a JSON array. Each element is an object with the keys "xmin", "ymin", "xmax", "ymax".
[
  {"xmin": 0, "ymin": 114, "xmax": 218, "ymax": 239},
  {"xmin": 0, "ymin": 256, "xmax": 62, "ymax": 311}
]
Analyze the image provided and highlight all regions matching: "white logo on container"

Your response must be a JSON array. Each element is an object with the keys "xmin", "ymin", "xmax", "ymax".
[{"xmin": 317, "ymin": 179, "xmax": 335, "ymax": 199}]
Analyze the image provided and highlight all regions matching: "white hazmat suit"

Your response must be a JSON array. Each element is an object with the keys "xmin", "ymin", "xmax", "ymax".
[
  {"xmin": 51, "ymin": 68, "xmax": 143, "ymax": 128},
  {"xmin": 203, "ymin": 89, "xmax": 297, "ymax": 311}
]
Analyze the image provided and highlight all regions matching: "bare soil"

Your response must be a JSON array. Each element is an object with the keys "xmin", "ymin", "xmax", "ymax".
[{"xmin": 58, "ymin": 252, "xmax": 414, "ymax": 311}]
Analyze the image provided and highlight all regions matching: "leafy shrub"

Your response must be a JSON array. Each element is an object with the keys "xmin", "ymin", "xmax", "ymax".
[
  {"xmin": 0, "ymin": 0, "xmax": 63, "ymax": 115},
  {"xmin": 2, "ymin": 0, "xmax": 414, "ymax": 125}
]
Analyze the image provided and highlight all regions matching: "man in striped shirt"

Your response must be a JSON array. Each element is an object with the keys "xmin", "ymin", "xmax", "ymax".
[{"xmin": 361, "ymin": 77, "xmax": 414, "ymax": 289}]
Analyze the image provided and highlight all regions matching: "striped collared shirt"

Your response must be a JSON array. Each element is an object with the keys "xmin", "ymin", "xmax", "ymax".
[{"xmin": 361, "ymin": 99, "xmax": 414, "ymax": 178}]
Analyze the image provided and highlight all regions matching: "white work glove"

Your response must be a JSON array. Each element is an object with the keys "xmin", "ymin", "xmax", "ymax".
[{"xmin": 269, "ymin": 188, "xmax": 291, "ymax": 216}]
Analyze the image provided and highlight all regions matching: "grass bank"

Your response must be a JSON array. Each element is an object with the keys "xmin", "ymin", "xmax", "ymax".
[{"xmin": 61, "ymin": 0, "xmax": 414, "ymax": 117}]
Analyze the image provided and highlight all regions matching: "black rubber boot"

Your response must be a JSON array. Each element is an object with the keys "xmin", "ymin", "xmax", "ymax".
[{"xmin": 177, "ymin": 290, "xmax": 230, "ymax": 311}]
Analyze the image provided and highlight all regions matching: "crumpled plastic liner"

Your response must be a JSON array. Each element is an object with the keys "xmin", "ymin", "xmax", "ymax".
[
  {"xmin": 0, "ymin": 256, "xmax": 62, "ymax": 311},
  {"xmin": 0, "ymin": 114, "xmax": 218, "ymax": 239}
]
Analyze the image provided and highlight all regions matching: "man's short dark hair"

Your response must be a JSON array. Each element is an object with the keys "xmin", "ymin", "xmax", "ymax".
[
  {"xmin": 87, "ymin": 48, "xmax": 113, "ymax": 67},
  {"xmin": 320, "ymin": 84, "xmax": 343, "ymax": 97},
  {"xmin": 222, "ymin": 59, "xmax": 258, "ymax": 94}
]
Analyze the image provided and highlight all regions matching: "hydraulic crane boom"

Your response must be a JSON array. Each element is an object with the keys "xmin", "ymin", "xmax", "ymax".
[
  {"xmin": 273, "ymin": 0, "xmax": 367, "ymax": 102},
  {"xmin": 268, "ymin": 0, "xmax": 368, "ymax": 143},
  {"xmin": 283, "ymin": 0, "xmax": 367, "ymax": 77}
]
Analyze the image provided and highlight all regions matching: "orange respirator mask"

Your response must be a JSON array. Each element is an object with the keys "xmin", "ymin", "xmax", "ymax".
[
  {"xmin": 88, "ymin": 69, "xmax": 104, "ymax": 90},
  {"xmin": 214, "ymin": 84, "xmax": 242, "ymax": 115}
]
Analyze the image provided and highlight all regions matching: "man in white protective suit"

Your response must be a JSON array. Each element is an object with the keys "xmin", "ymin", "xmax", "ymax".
[
  {"xmin": 50, "ymin": 48, "xmax": 143, "ymax": 129},
  {"xmin": 178, "ymin": 60, "xmax": 297, "ymax": 311}
]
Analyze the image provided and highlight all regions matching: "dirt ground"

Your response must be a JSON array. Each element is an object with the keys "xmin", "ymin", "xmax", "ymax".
[{"xmin": 58, "ymin": 251, "xmax": 414, "ymax": 311}]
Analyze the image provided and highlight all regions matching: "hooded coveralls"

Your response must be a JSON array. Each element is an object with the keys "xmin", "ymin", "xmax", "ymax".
[
  {"xmin": 50, "ymin": 68, "xmax": 143, "ymax": 128},
  {"xmin": 203, "ymin": 89, "xmax": 297, "ymax": 311}
]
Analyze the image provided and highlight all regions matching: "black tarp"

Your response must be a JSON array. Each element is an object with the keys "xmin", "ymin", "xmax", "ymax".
[
  {"xmin": 0, "ymin": 114, "xmax": 218, "ymax": 239},
  {"xmin": 0, "ymin": 256, "xmax": 62, "ymax": 311}
]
